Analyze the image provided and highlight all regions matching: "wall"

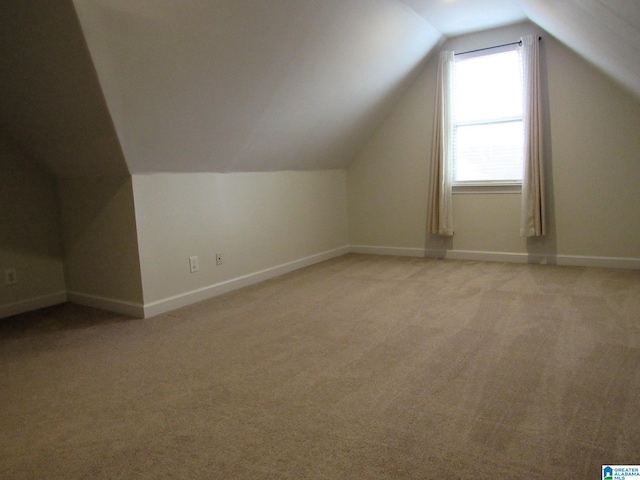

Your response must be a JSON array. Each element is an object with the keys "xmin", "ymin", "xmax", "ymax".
[
  {"xmin": 5, "ymin": 168, "xmax": 347, "ymax": 319},
  {"xmin": 348, "ymin": 21, "xmax": 640, "ymax": 267},
  {"xmin": 133, "ymin": 170, "xmax": 349, "ymax": 316},
  {"xmin": 57, "ymin": 175, "xmax": 144, "ymax": 316},
  {"xmin": 0, "ymin": 137, "xmax": 67, "ymax": 318}
]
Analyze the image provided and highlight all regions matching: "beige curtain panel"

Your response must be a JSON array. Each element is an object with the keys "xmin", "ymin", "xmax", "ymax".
[
  {"xmin": 519, "ymin": 34, "xmax": 546, "ymax": 237},
  {"xmin": 428, "ymin": 50, "xmax": 455, "ymax": 236}
]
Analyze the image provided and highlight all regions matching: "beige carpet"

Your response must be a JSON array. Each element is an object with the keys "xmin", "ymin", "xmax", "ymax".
[{"xmin": 1, "ymin": 254, "xmax": 639, "ymax": 479}]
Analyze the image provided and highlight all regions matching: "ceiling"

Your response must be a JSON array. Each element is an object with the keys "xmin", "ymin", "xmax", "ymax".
[
  {"xmin": 401, "ymin": 0, "xmax": 528, "ymax": 35},
  {"xmin": 0, "ymin": 0, "xmax": 129, "ymax": 177},
  {"xmin": 1, "ymin": 0, "xmax": 639, "ymax": 177}
]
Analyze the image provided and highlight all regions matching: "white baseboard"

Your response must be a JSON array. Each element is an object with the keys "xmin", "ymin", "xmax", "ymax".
[
  {"xmin": 143, "ymin": 246, "xmax": 350, "ymax": 318},
  {"xmin": 0, "ymin": 291, "xmax": 67, "ymax": 319},
  {"xmin": 66, "ymin": 291, "xmax": 145, "ymax": 318},
  {"xmin": 350, "ymin": 245, "xmax": 426, "ymax": 257},
  {"xmin": 440, "ymin": 249, "xmax": 530, "ymax": 264},
  {"xmin": 553, "ymin": 255, "xmax": 640, "ymax": 270},
  {"xmin": 439, "ymin": 250, "xmax": 640, "ymax": 269},
  {"xmin": 354, "ymin": 245, "xmax": 640, "ymax": 270},
  {"xmin": 7, "ymin": 246, "xmax": 634, "ymax": 321}
]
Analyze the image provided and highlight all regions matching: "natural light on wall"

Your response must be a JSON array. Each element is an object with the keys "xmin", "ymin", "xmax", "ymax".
[{"xmin": 453, "ymin": 46, "xmax": 523, "ymax": 184}]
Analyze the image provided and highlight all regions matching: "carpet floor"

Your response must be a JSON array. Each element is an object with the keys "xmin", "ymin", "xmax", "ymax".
[{"xmin": 1, "ymin": 254, "xmax": 639, "ymax": 479}]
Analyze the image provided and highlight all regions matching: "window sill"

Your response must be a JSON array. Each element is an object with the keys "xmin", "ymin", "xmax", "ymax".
[{"xmin": 453, "ymin": 183, "xmax": 522, "ymax": 194}]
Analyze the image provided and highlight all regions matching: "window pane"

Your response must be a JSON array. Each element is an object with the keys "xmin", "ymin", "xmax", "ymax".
[
  {"xmin": 453, "ymin": 121, "xmax": 523, "ymax": 182},
  {"xmin": 454, "ymin": 50, "xmax": 522, "ymax": 124}
]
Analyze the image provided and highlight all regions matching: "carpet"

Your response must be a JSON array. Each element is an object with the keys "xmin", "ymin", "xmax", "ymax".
[{"xmin": 1, "ymin": 254, "xmax": 639, "ymax": 478}]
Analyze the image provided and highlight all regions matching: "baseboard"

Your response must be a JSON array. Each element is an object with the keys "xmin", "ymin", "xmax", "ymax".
[
  {"xmin": 66, "ymin": 291, "xmax": 145, "ymax": 318},
  {"xmin": 9, "ymin": 246, "xmax": 633, "ymax": 321},
  {"xmin": 439, "ymin": 250, "xmax": 640, "ymax": 269},
  {"xmin": 0, "ymin": 291, "xmax": 67, "ymax": 319},
  {"xmin": 353, "ymin": 245, "xmax": 640, "ymax": 270},
  {"xmin": 553, "ymin": 255, "xmax": 640, "ymax": 270},
  {"xmin": 143, "ymin": 246, "xmax": 350, "ymax": 318},
  {"xmin": 440, "ymin": 249, "xmax": 530, "ymax": 264},
  {"xmin": 350, "ymin": 245, "xmax": 426, "ymax": 257}
]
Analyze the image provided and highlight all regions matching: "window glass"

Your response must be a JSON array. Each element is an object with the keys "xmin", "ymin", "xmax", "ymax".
[{"xmin": 453, "ymin": 47, "xmax": 523, "ymax": 185}]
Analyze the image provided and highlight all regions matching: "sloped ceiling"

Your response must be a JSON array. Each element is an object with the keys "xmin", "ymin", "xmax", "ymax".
[
  {"xmin": 0, "ymin": 0, "xmax": 129, "ymax": 178},
  {"xmin": 1, "ymin": 0, "xmax": 639, "ymax": 177},
  {"xmin": 71, "ymin": 0, "xmax": 442, "ymax": 174},
  {"xmin": 521, "ymin": 0, "xmax": 640, "ymax": 101},
  {"xmin": 401, "ymin": 0, "xmax": 527, "ymax": 35}
]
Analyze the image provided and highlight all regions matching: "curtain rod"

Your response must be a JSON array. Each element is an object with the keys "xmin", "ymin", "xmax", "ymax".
[{"xmin": 455, "ymin": 36, "xmax": 541, "ymax": 56}]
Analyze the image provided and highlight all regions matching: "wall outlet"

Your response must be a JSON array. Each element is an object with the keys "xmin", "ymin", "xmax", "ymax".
[
  {"xmin": 216, "ymin": 253, "xmax": 223, "ymax": 266},
  {"xmin": 4, "ymin": 268, "xmax": 17, "ymax": 285},
  {"xmin": 189, "ymin": 256, "xmax": 199, "ymax": 273}
]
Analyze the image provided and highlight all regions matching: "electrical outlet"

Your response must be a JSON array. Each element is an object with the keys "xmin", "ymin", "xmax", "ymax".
[
  {"xmin": 216, "ymin": 253, "xmax": 223, "ymax": 266},
  {"xmin": 4, "ymin": 268, "xmax": 17, "ymax": 285},
  {"xmin": 189, "ymin": 256, "xmax": 199, "ymax": 273}
]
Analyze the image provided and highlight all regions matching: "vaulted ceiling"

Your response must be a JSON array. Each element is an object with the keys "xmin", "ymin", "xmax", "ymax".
[{"xmin": 1, "ymin": 0, "xmax": 639, "ymax": 177}]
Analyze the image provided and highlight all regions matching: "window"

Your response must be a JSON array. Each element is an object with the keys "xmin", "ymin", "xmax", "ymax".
[
  {"xmin": 452, "ymin": 45, "xmax": 523, "ymax": 188},
  {"xmin": 429, "ymin": 35, "xmax": 545, "ymax": 237}
]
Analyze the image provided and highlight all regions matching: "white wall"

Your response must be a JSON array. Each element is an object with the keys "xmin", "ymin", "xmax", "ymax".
[
  {"xmin": 5, "ymin": 168, "xmax": 348, "ymax": 319},
  {"xmin": 57, "ymin": 175, "xmax": 144, "ymax": 316},
  {"xmin": 0, "ymin": 138, "xmax": 66, "ymax": 318},
  {"xmin": 348, "ymin": 21, "xmax": 640, "ymax": 267},
  {"xmin": 133, "ymin": 170, "xmax": 349, "ymax": 315}
]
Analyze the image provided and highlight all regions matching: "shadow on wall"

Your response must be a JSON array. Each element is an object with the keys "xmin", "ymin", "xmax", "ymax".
[
  {"xmin": 57, "ymin": 175, "xmax": 144, "ymax": 305},
  {"xmin": 0, "ymin": 137, "xmax": 63, "ymax": 260},
  {"xmin": 425, "ymin": 234, "xmax": 453, "ymax": 258}
]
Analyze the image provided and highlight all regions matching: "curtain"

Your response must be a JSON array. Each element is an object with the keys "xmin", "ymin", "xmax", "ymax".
[
  {"xmin": 519, "ymin": 34, "xmax": 546, "ymax": 237},
  {"xmin": 428, "ymin": 51, "xmax": 455, "ymax": 236}
]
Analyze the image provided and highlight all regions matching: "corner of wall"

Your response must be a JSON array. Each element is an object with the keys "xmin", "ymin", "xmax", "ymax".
[
  {"xmin": 0, "ymin": 137, "xmax": 67, "ymax": 319},
  {"xmin": 57, "ymin": 175, "xmax": 144, "ymax": 316}
]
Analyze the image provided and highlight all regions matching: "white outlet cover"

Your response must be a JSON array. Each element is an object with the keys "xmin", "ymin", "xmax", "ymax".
[{"xmin": 189, "ymin": 256, "xmax": 199, "ymax": 273}]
